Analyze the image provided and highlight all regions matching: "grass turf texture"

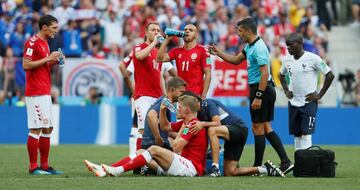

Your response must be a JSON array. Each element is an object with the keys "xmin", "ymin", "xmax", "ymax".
[{"xmin": 0, "ymin": 145, "xmax": 359, "ymax": 190}]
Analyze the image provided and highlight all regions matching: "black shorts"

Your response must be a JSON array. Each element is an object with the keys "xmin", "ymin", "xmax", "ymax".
[
  {"xmin": 132, "ymin": 109, "xmax": 138, "ymax": 126},
  {"xmin": 249, "ymin": 81, "xmax": 276, "ymax": 122},
  {"xmin": 224, "ymin": 125, "xmax": 248, "ymax": 161},
  {"xmin": 288, "ymin": 101, "xmax": 318, "ymax": 136}
]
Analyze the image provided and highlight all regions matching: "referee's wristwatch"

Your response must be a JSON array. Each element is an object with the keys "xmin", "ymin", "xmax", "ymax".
[{"xmin": 255, "ymin": 90, "xmax": 264, "ymax": 99}]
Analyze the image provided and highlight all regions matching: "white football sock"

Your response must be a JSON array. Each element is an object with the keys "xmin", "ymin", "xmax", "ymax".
[
  {"xmin": 294, "ymin": 137, "xmax": 302, "ymax": 150},
  {"xmin": 300, "ymin": 135, "xmax": 312, "ymax": 149},
  {"xmin": 129, "ymin": 127, "xmax": 138, "ymax": 157}
]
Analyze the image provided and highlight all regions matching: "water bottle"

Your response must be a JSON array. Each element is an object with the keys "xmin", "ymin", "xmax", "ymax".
[
  {"xmin": 58, "ymin": 48, "xmax": 64, "ymax": 68},
  {"xmin": 157, "ymin": 36, "xmax": 165, "ymax": 43},
  {"xmin": 162, "ymin": 97, "xmax": 177, "ymax": 114},
  {"xmin": 164, "ymin": 28, "xmax": 186, "ymax": 38}
]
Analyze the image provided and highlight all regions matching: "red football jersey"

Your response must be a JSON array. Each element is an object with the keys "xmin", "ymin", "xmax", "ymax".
[
  {"xmin": 133, "ymin": 43, "xmax": 163, "ymax": 100},
  {"xmin": 171, "ymin": 118, "xmax": 208, "ymax": 176},
  {"xmin": 122, "ymin": 51, "xmax": 133, "ymax": 68},
  {"xmin": 168, "ymin": 44, "xmax": 211, "ymax": 95},
  {"xmin": 23, "ymin": 35, "xmax": 52, "ymax": 96}
]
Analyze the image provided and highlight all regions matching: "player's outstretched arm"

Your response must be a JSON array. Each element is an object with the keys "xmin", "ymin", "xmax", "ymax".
[{"xmin": 208, "ymin": 44, "xmax": 245, "ymax": 65}]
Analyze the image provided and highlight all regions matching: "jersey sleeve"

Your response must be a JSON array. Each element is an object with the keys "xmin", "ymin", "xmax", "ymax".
[
  {"xmin": 280, "ymin": 59, "xmax": 288, "ymax": 75},
  {"xmin": 255, "ymin": 46, "xmax": 270, "ymax": 66},
  {"xmin": 168, "ymin": 48, "xmax": 178, "ymax": 60},
  {"xmin": 23, "ymin": 40, "xmax": 36, "ymax": 61},
  {"xmin": 200, "ymin": 46, "xmax": 212, "ymax": 70},
  {"xmin": 180, "ymin": 119, "xmax": 198, "ymax": 141},
  {"xmin": 313, "ymin": 54, "xmax": 331, "ymax": 74},
  {"xmin": 171, "ymin": 121, "xmax": 183, "ymax": 132},
  {"xmin": 123, "ymin": 52, "xmax": 133, "ymax": 67},
  {"xmin": 206, "ymin": 100, "xmax": 220, "ymax": 118}
]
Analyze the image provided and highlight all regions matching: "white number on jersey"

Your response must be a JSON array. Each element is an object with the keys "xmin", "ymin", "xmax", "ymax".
[{"xmin": 181, "ymin": 61, "xmax": 189, "ymax": 71}]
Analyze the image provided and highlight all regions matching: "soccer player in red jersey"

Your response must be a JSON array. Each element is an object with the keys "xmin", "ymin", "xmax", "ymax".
[
  {"xmin": 101, "ymin": 95, "xmax": 207, "ymax": 177},
  {"xmin": 119, "ymin": 51, "xmax": 176, "ymax": 158},
  {"xmin": 22, "ymin": 15, "xmax": 63, "ymax": 175},
  {"xmin": 131, "ymin": 22, "xmax": 165, "ymax": 151},
  {"xmin": 157, "ymin": 24, "xmax": 212, "ymax": 99}
]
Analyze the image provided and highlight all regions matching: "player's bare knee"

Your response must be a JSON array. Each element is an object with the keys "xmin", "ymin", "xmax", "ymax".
[
  {"xmin": 29, "ymin": 129, "xmax": 41, "ymax": 135},
  {"xmin": 42, "ymin": 127, "xmax": 53, "ymax": 134},
  {"xmin": 147, "ymin": 145, "xmax": 160, "ymax": 156}
]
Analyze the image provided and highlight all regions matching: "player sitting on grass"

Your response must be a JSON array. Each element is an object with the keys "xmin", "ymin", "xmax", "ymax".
[
  {"xmin": 84, "ymin": 77, "xmax": 186, "ymax": 177},
  {"xmin": 101, "ymin": 95, "xmax": 207, "ymax": 177}
]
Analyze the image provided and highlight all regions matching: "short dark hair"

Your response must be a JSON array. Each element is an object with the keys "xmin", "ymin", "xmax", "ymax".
[
  {"xmin": 286, "ymin": 33, "xmax": 303, "ymax": 44},
  {"xmin": 166, "ymin": 77, "xmax": 187, "ymax": 91},
  {"xmin": 237, "ymin": 17, "xmax": 257, "ymax": 34},
  {"xmin": 38, "ymin": 15, "xmax": 58, "ymax": 29},
  {"xmin": 181, "ymin": 90, "xmax": 202, "ymax": 102}
]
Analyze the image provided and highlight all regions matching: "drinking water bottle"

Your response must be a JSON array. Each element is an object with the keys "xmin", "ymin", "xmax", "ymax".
[
  {"xmin": 164, "ymin": 28, "xmax": 186, "ymax": 38},
  {"xmin": 162, "ymin": 97, "xmax": 177, "ymax": 114},
  {"xmin": 157, "ymin": 36, "xmax": 165, "ymax": 43},
  {"xmin": 58, "ymin": 48, "xmax": 64, "ymax": 68}
]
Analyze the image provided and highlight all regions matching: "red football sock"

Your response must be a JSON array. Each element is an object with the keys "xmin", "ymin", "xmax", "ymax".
[
  {"xmin": 111, "ymin": 156, "xmax": 131, "ymax": 167},
  {"xmin": 39, "ymin": 135, "xmax": 50, "ymax": 170},
  {"xmin": 136, "ymin": 138, "xmax": 142, "ymax": 150},
  {"xmin": 122, "ymin": 155, "xmax": 147, "ymax": 172},
  {"xmin": 27, "ymin": 134, "xmax": 39, "ymax": 171}
]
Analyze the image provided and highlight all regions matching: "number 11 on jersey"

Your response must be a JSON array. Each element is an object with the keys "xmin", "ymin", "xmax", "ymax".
[{"xmin": 182, "ymin": 61, "xmax": 189, "ymax": 71}]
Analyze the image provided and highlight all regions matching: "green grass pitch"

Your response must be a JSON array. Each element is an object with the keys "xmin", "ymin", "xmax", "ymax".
[{"xmin": 0, "ymin": 145, "xmax": 359, "ymax": 190}]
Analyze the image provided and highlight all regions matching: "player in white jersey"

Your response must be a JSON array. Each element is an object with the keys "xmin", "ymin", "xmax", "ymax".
[{"xmin": 279, "ymin": 33, "xmax": 334, "ymax": 150}]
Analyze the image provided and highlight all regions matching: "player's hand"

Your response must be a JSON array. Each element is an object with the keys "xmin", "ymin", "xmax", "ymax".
[
  {"xmin": 251, "ymin": 98, "xmax": 262, "ymax": 110},
  {"xmin": 285, "ymin": 90, "xmax": 294, "ymax": 99},
  {"xmin": 160, "ymin": 102, "xmax": 167, "ymax": 110},
  {"xmin": 305, "ymin": 91, "xmax": 320, "ymax": 102},
  {"xmin": 155, "ymin": 137, "xmax": 164, "ymax": 146},
  {"xmin": 208, "ymin": 44, "xmax": 219, "ymax": 55},
  {"xmin": 48, "ymin": 51, "xmax": 61, "ymax": 62},
  {"xmin": 165, "ymin": 35, "xmax": 173, "ymax": 41},
  {"xmin": 155, "ymin": 34, "xmax": 164, "ymax": 45},
  {"xmin": 188, "ymin": 121, "xmax": 204, "ymax": 135}
]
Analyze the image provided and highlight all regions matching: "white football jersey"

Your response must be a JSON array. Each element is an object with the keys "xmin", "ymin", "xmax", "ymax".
[{"xmin": 280, "ymin": 51, "xmax": 331, "ymax": 107}]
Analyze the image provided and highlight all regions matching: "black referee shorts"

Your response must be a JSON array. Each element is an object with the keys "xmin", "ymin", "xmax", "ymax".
[
  {"xmin": 249, "ymin": 81, "xmax": 276, "ymax": 123},
  {"xmin": 224, "ymin": 125, "xmax": 248, "ymax": 161}
]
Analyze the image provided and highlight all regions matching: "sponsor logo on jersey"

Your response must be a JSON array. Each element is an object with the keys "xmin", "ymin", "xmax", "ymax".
[{"xmin": 182, "ymin": 127, "xmax": 189, "ymax": 135}]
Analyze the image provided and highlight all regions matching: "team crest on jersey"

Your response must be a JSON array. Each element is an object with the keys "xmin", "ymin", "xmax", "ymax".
[
  {"xmin": 178, "ymin": 54, "xmax": 182, "ymax": 58},
  {"xmin": 43, "ymin": 118, "xmax": 49, "ymax": 125},
  {"xmin": 302, "ymin": 64, "xmax": 306, "ymax": 69},
  {"xmin": 191, "ymin": 53, "xmax": 197, "ymax": 60}
]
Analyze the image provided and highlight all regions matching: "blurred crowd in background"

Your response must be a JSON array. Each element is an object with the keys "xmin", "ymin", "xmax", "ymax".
[{"xmin": 0, "ymin": 0, "xmax": 360, "ymax": 106}]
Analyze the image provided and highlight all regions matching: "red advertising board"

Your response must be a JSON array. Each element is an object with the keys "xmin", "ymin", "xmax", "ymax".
[{"xmin": 213, "ymin": 59, "xmax": 249, "ymax": 97}]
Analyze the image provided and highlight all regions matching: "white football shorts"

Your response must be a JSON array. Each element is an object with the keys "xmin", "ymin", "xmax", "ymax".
[
  {"xmin": 166, "ymin": 154, "xmax": 197, "ymax": 177},
  {"xmin": 25, "ymin": 95, "xmax": 53, "ymax": 129}
]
